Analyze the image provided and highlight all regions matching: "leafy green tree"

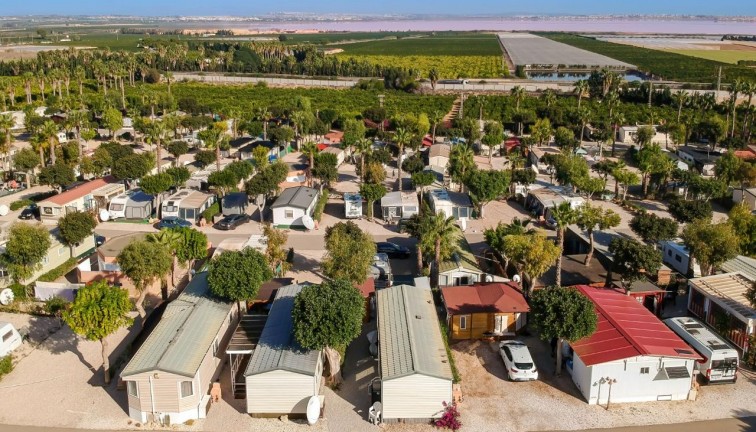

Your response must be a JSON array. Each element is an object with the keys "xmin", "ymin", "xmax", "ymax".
[
  {"xmin": 401, "ymin": 153, "xmax": 425, "ymax": 175},
  {"xmin": 99, "ymin": 142, "xmax": 133, "ymax": 164},
  {"xmin": 262, "ymin": 224, "xmax": 291, "ymax": 277},
  {"xmin": 167, "ymin": 140, "xmax": 189, "ymax": 166},
  {"xmin": 633, "ymin": 125, "xmax": 655, "ymax": 149},
  {"xmin": 500, "ymin": 234, "xmax": 561, "ymax": 294},
  {"xmin": 312, "ymin": 152, "xmax": 338, "ymax": 187},
  {"xmin": 194, "ymin": 149, "xmax": 217, "ymax": 168},
  {"xmin": 411, "ymin": 171, "xmax": 436, "ymax": 195},
  {"xmin": 146, "ymin": 228, "xmax": 182, "ymax": 287},
  {"xmin": 113, "ymin": 153, "xmax": 152, "ymax": 180},
  {"xmin": 464, "ymin": 170, "xmax": 510, "ymax": 218},
  {"xmin": 116, "ymin": 240, "xmax": 172, "ymax": 318},
  {"xmin": 359, "ymin": 183, "xmax": 386, "ymax": 221},
  {"xmin": 342, "ymin": 119, "xmax": 366, "ymax": 155},
  {"xmin": 629, "ymin": 214, "xmax": 679, "ymax": 246},
  {"xmin": 13, "ymin": 147, "xmax": 41, "ymax": 188},
  {"xmin": 208, "ymin": 248, "xmax": 273, "ymax": 312},
  {"xmin": 612, "ymin": 168, "xmax": 640, "ymax": 200},
  {"xmin": 139, "ymin": 173, "xmax": 173, "ymax": 196},
  {"xmin": 322, "ymin": 221, "xmax": 376, "ymax": 285},
  {"xmin": 63, "ymin": 280, "xmax": 132, "ymax": 385},
  {"xmin": 38, "ymin": 162, "xmax": 75, "ymax": 190},
  {"xmin": 173, "ymin": 227, "xmax": 209, "ymax": 280},
  {"xmin": 554, "ymin": 126, "xmax": 577, "ymax": 151},
  {"xmin": 576, "ymin": 203, "xmax": 621, "ymax": 265},
  {"xmin": 727, "ymin": 204, "xmax": 756, "ymax": 257},
  {"xmin": 449, "ymin": 144, "xmax": 475, "ymax": 188},
  {"xmin": 208, "ymin": 169, "xmax": 237, "ymax": 197},
  {"xmin": 531, "ymin": 286, "xmax": 598, "ymax": 374},
  {"xmin": 636, "ymin": 144, "xmax": 669, "ymax": 196},
  {"xmin": 252, "ymin": 146, "xmax": 270, "ymax": 170},
  {"xmin": 482, "ymin": 120, "xmax": 504, "ymax": 164},
  {"xmin": 682, "ymin": 219, "xmax": 740, "ymax": 276},
  {"xmin": 3, "ymin": 223, "xmax": 51, "ymax": 285},
  {"xmin": 57, "ymin": 211, "xmax": 97, "ymax": 257},
  {"xmin": 102, "ymin": 107, "xmax": 123, "ymax": 139},
  {"xmin": 225, "ymin": 160, "xmax": 253, "ymax": 182},
  {"xmin": 165, "ymin": 166, "xmax": 190, "ymax": 187},
  {"xmin": 607, "ymin": 237, "xmax": 662, "ymax": 285},
  {"xmin": 511, "ymin": 169, "xmax": 536, "ymax": 187},
  {"xmin": 668, "ymin": 198, "xmax": 713, "ymax": 223},
  {"xmin": 270, "ymin": 125, "xmax": 295, "ymax": 150},
  {"xmin": 292, "ymin": 279, "xmax": 365, "ymax": 383}
]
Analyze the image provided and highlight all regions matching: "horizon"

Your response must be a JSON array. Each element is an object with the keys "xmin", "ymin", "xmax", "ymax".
[{"xmin": 1, "ymin": 1, "xmax": 755, "ymax": 17}]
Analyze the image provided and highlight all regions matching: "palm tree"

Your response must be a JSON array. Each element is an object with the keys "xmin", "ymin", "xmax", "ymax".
[
  {"xmin": 22, "ymin": 72, "xmax": 33, "ymax": 104},
  {"xmin": 404, "ymin": 209, "xmax": 434, "ymax": 273},
  {"xmin": 198, "ymin": 124, "xmax": 227, "ymax": 172},
  {"xmin": 578, "ymin": 107, "xmax": 591, "ymax": 146},
  {"xmin": 673, "ymin": 90, "xmax": 689, "ymax": 123},
  {"xmin": 605, "ymin": 91, "xmax": 620, "ymax": 119},
  {"xmin": 450, "ymin": 143, "xmax": 475, "ymax": 191},
  {"xmin": 729, "ymin": 79, "xmax": 743, "ymax": 139},
  {"xmin": 40, "ymin": 120, "xmax": 60, "ymax": 165},
  {"xmin": 146, "ymin": 229, "xmax": 182, "ymax": 290},
  {"xmin": 428, "ymin": 68, "xmax": 439, "ymax": 91},
  {"xmin": 485, "ymin": 218, "xmax": 536, "ymax": 272},
  {"xmin": 393, "ymin": 127, "xmax": 413, "ymax": 191},
  {"xmin": 289, "ymin": 111, "xmax": 306, "ymax": 151},
  {"xmin": 0, "ymin": 113, "xmax": 13, "ymax": 171},
  {"xmin": 255, "ymin": 106, "xmax": 272, "ymax": 141},
  {"xmin": 144, "ymin": 120, "xmax": 169, "ymax": 173},
  {"xmin": 610, "ymin": 111, "xmax": 625, "ymax": 157},
  {"xmin": 550, "ymin": 202, "xmax": 577, "ymax": 287},
  {"xmin": 429, "ymin": 110, "xmax": 444, "ymax": 144},
  {"xmin": 510, "ymin": 85, "xmax": 525, "ymax": 112},
  {"xmin": 163, "ymin": 71, "xmax": 174, "ymax": 97},
  {"xmin": 301, "ymin": 141, "xmax": 318, "ymax": 186},
  {"xmin": 353, "ymin": 138, "xmax": 372, "ymax": 183},
  {"xmin": 573, "ymin": 80, "xmax": 589, "ymax": 109},
  {"xmin": 429, "ymin": 213, "xmax": 461, "ymax": 287},
  {"xmin": 541, "ymin": 89, "xmax": 557, "ymax": 108}
]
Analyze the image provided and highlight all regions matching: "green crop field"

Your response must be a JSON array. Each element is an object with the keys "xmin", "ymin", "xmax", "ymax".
[
  {"xmin": 665, "ymin": 49, "xmax": 756, "ymax": 65},
  {"xmin": 332, "ymin": 33, "xmax": 501, "ymax": 56},
  {"xmin": 538, "ymin": 32, "xmax": 756, "ymax": 83},
  {"xmin": 56, "ymin": 33, "xmax": 177, "ymax": 51},
  {"xmin": 282, "ymin": 32, "xmax": 422, "ymax": 45}
]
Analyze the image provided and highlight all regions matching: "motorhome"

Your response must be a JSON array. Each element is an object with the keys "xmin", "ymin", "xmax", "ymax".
[
  {"xmin": 0, "ymin": 322, "xmax": 22, "ymax": 356},
  {"xmin": 108, "ymin": 189, "xmax": 153, "ymax": 220},
  {"xmin": 664, "ymin": 317, "xmax": 739, "ymax": 384},
  {"xmin": 344, "ymin": 193, "xmax": 362, "ymax": 219}
]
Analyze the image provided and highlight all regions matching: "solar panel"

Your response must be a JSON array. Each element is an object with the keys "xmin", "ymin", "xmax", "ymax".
[{"xmin": 675, "ymin": 348, "xmax": 694, "ymax": 355}]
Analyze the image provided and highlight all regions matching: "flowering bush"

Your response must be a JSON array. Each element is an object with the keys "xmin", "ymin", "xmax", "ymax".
[{"xmin": 434, "ymin": 402, "xmax": 461, "ymax": 431}]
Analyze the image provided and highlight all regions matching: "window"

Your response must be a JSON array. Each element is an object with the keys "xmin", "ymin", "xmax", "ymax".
[
  {"xmin": 43, "ymin": 207, "xmax": 53, "ymax": 215},
  {"xmin": 110, "ymin": 204, "xmax": 124, "ymax": 211},
  {"xmin": 180, "ymin": 381, "xmax": 194, "ymax": 398},
  {"xmin": 285, "ymin": 210, "xmax": 294, "ymax": 219},
  {"xmin": 185, "ymin": 209, "xmax": 195, "ymax": 220},
  {"xmin": 675, "ymin": 255, "xmax": 682, "ymax": 263},
  {"xmin": 459, "ymin": 316, "xmax": 468, "ymax": 330},
  {"xmin": 640, "ymin": 367, "xmax": 650, "ymax": 374},
  {"xmin": 2, "ymin": 331, "xmax": 12, "ymax": 342},
  {"xmin": 458, "ymin": 207, "xmax": 469, "ymax": 219},
  {"xmin": 127, "ymin": 381, "xmax": 139, "ymax": 397},
  {"xmin": 667, "ymin": 250, "xmax": 672, "ymax": 257}
]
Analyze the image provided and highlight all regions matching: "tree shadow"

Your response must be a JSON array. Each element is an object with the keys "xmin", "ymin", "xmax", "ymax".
[
  {"xmin": 26, "ymin": 315, "xmax": 96, "ymax": 375},
  {"xmin": 290, "ymin": 252, "xmax": 326, "ymax": 282},
  {"xmin": 729, "ymin": 410, "xmax": 756, "ymax": 432}
]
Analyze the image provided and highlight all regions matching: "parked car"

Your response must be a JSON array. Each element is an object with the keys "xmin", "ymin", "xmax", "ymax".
[
  {"xmin": 544, "ymin": 217, "xmax": 557, "ymax": 229},
  {"xmin": 215, "ymin": 213, "xmax": 250, "ymax": 230},
  {"xmin": 499, "ymin": 341, "xmax": 538, "ymax": 381},
  {"xmin": 156, "ymin": 216, "xmax": 192, "ymax": 229},
  {"xmin": 18, "ymin": 204, "xmax": 40, "ymax": 220},
  {"xmin": 375, "ymin": 242, "xmax": 411, "ymax": 259}
]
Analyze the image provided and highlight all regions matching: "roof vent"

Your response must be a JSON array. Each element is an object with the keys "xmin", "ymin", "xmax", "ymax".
[{"xmin": 415, "ymin": 315, "xmax": 422, "ymax": 319}]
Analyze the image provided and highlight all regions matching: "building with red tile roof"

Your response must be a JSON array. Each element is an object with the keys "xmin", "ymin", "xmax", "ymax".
[
  {"xmin": 38, "ymin": 176, "xmax": 124, "ymax": 221},
  {"xmin": 441, "ymin": 282, "xmax": 529, "ymax": 339}
]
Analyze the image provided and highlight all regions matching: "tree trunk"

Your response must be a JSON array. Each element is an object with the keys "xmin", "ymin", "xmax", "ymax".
[
  {"xmin": 555, "ymin": 230, "xmax": 564, "ymax": 287},
  {"xmin": 120, "ymin": 78, "xmax": 126, "ymax": 110},
  {"xmin": 323, "ymin": 346, "xmax": 343, "ymax": 386},
  {"xmin": 585, "ymin": 231, "xmax": 594, "ymax": 266},
  {"xmin": 25, "ymin": 172, "xmax": 31, "ymax": 189},
  {"xmin": 50, "ymin": 139, "xmax": 57, "ymax": 165},
  {"xmin": 416, "ymin": 245, "xmax": 423, "ymax": 273},
  {"xmin": 216, "ymin": 143, "xmax": 221, "ymax": 172},
  {"xmin": 101, "ymin": 338, "xmax": 111, "ymax": 385},
  {"xmin": 39, "ymin": 145, "xmax": 46, "ymax": 167},
  {"xmin": 434, "ymin": 238, "xmax": 441, "ymax": 288},
  {"xmin": 555, "ymin": 338, "xmax": 564, "ymax": 376},
  {"xmin": 135, "ymin": 288, "xmax": 147, "ymax": 318},
  {"xmin": 396, "ymin": 143, "xmax": 404, "ymax": 191}
]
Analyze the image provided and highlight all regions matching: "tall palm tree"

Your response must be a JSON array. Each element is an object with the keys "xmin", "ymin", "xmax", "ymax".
[
  {"xmin": 573, "ymin": 80, "xmax": 589, "ymax": 109},
  {"xmin": 22, "ymin": 72, "xmax": 33, "ymax": 104},
  {"xmin": 485, "ymin": 218, "xmax": 536, "ymax": 272},
  {"xmin": 255, "ymin": 106, "xmax": 272, "ymax": 141},
  {"xmin": 429, "ymin": 110, "xmax": 444, "ymax": 144},
  {"xmin": 145, "ymin": 119, "xmax": 169, "ymax": 173},
  {"xmin": 429, "ymin": 213, "xmax": 461, "ymax": 287},
  {"xmin": 510, "ymin": 85, "xmax": 525, "ymax": 111},
  {"xmin": 541, "ymin": 89, "xmax": 557, "ymax": 108},
  {"xmin": 353, "ymin": 138, "xmax": 373, "ymax": 183},
  {"xmin": 198, "ymin": 123, "xmax": 227, "ymax": 172},
  {"xmin": 672, "ymin": 90, "xmax": 689, "ymax": 123},
  {"xmin": 610, "ymin": 111, "xmax": 625, "ymax": 157},
  {"xmin": 301, "ymin": 141, "xmax": 318, "ymax": 186},
  {"xmin": 404, "ymin": 209, "xmax": 434, "ymax": 273},
  {"xmin": 729, "ymin": 79, "xmax": 743, "ymax": 139},
  {"xmin": 146, "ymin": 229, "xmax": 183, "ymax": 290},
  {"xmin": 550, "ymin": 202, "xmax": 577, "ymax": 287},
  {"xmin": 40, "ymin": 120, "xmax": 60, "ymax": 165},
  {"xmin": 289, "ymin": 111, "xmax": 306, "ymax": 151},
  {"xmin": 163, "ymin": 71, "xmax": 174, "ymax": 97},
  {"xmin": 0, "ymin": 113, "xmax": 13, "ymax": 171},
  {"xmin": 428, "ymin": 68, "xmax": 439, "ymax": 91},
  {"xmin": 605, "ymin": 90, "xmax": 620, "ymax": 120},
  {"xmin": 393, "ymin": 127, "xmax": 413, "ymax": 191},
  {"xmin": 578, "ymin": 107, "xmax": 591, "ymax": 145},
  {"xmin": 450, "ymin": 143, "xmax": 475, "ymax": 191}
]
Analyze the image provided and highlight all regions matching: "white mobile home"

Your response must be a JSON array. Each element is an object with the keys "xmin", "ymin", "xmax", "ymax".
[
  {"xmin": 245, "ymin": 284, "xmax": 324, "ymax": 417},
  {"xmin": 161, "ymin": 189, "xmax": 216, "ymax": 223},
  {"xmin": 0, "ymin": 322, "xmax": 22, "ymax": 357},
  {"xmin": 108, "ymin": 189, "xmax": 153, "ymax": 220},
  {"xmin": 120, "ymin": 272, "xmax": 241, "ymax": 424},
  {"xmin": 568, "ymin": 286, "xmax": 700, "ymax": 405},
  {"xmin": 381, "ymin": 191, "xmax": 419, "ymax": 222},
  {"xmin": 376, "ymin": 284, "xmax": 453, "ymax": 422},
  {"xmin": 428, "ymin": 144, "xmax": 451, "ymax": 171},
  {"xmin": 437, "ymin": 236, "xmax": 486, "ymax": 287},
  {"xmin": 733, "ymin": 187, "xmax": 756, "ymax": 212},
  {"xmin": 37, "ymin": 176, "xmax": 125, "ymax": 221},
  {"xmin": 344, "ymin": 193, "xmax": 363, "ymax": 219},
  {"xmin": 618, "ymin": 125, "xmax": 667, "ymax": 146},
  {"xmin": 270, "ymin": 186, "xmax": 319, "ymax": 228},
  {"xmin": 428, "ymin": 189, "xmax": 473, "ymax": 222},
  {"xmin": 664, "ymin": 317, "xmax": 739, "ymax": 383},
  {"xmin": 322, "ymin": 146, "xmax": 346, "ymax": 167},
  {"xmin": 660, "ymin": 240, "xmax": 701, "ymax": 277}
]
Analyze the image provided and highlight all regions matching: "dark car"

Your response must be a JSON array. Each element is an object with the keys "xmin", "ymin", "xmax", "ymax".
[
  {"xmin": 18, "ymin": 204, "xmax": 40, "ymax": 220},
  {"xmin": 375, "ymin": 242, "xmax": 411, "ymax": 259},
  {"xmin": 156, "ymin": 216, "xmax": 193, "ymax": 230},
  {"xmin": 215, "ymin": 213, "xmax": 250, "ymax": 231}
]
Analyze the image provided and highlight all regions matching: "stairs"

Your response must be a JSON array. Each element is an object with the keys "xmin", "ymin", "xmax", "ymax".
[{"xmin": 443, "ymin": 97, "xmax": 462, "ymax": 128}]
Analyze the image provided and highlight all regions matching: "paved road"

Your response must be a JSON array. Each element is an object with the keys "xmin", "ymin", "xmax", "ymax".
[{"xmin": 0, "ymin": 416, "xmax": 753, "ymax": 432}]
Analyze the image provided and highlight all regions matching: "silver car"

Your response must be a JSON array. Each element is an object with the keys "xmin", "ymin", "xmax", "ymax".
[{"xmin": 499, "ymin": 341, "xmax": 538, "ymax": 381}]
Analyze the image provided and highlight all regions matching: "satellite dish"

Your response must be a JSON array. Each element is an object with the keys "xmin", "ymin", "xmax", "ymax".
[
  {"xmin": 302, "ymin": 215, "xmax": 315, "ymax": 230},
  {"xmin": 512, "ymin": 274, "xmax": 522, "ymax": 284},
  {"xmin": 0, "ymin": 288, "xmax": 14, "ymax": 306},
  {"xmin": 306, "ymin": 396, "xmax": 320, "ymax": 425},
  {"xmin": 99, "ymin": 210, "xmax": 110, "ymax": 221},
  {"xmin": 485, "ymin": 274, "xmax": 494, "ymax": 282},
  {"xmin": 0, "ymin": 205, "xmax": 8, "ymax": 216}
]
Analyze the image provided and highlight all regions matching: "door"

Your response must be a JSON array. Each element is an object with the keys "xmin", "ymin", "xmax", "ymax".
[{"xmin": 494, "ymin": 315, "xmax": 508, "ymax": 334}]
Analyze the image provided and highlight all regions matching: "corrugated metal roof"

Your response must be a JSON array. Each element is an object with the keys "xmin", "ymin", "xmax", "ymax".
[
  {"xmin": 377, "ymin": 285, "xmax": 453, "ymax": 381},
  {"xmin": 571, "ymin": 286, "xmax": 700, "ymax": 367},
  {"xmin": 689, "ymin": 272, "xmax": 756, "ymax": 320},
  {"xmin": 381, "ymin": 191, "xmax": 418, "ymax": 208},
  {"xmin": 270, "ymin": 186, "xmax": 319, "ymax": 210},
  {"xmin": 442, "ymin": 283, "xmax": 529, "ymax": 315},
  {"xmin": 438, "ymin": 236, "xmax": 482, "ymax": 275},
  {"xmin": 121, "ymin": 272, "xmax": 233, "ymax": 378},
  {"xmin": 244, "ymin": 284, "xmax": 321, "ymax": 377},
  {"xmin": 40, "ymin": 176, "xmax": 120, "ymax": 206},
  {"xmin": 720, "ymin": 256, "xmax": 756, "ymax": 282}
]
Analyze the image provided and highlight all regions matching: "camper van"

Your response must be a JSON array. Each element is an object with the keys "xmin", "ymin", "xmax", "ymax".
[
  {"xmin": 108, "ymin": 189, "xmax": 153, "ymax": 220},
  {"xmin": 664, "ymin": 317, "xmax": 739, "ymax": 384},
  {"xmin": 0, "ymin": 322, "xmax": 22, "ymax": 357},
  {"xmin": 660, "ymin": 240, "xmax": 702, "ymax": 277},
  {"xmin": 344, "ymin": 193, "xmax": 362, "ymax": 219}
]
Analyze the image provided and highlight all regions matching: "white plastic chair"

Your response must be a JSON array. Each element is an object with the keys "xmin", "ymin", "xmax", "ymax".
[{"xmin": 368, "ymin": 401, "xmax": 382, "ymax": 425}]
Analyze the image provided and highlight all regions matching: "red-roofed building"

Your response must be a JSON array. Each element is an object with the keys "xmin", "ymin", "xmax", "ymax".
[
  {"xmin": 325, "ymin": 130, "xmax": 343, "ymax": 144},
  {"xmin": 38, "ymin": 176, "xmax": 124, "ymax": 221},
  {"xmin": 316, "ymin": 143, "xmax": 329, "ymax": 151},
  {"xmin": 734, "ymin": 148, "xmax": 756, "ymax": 161},
  {"xmin": 441, "ymin": 282, "xmax": 529, "ymax": 339},
  {"xmin": 567, "ymin": 286, "xmax": 701, "ymax": 405},
  {"xmin": 422, "ymin": 135, "xmax": 433, "ymax": 147}
]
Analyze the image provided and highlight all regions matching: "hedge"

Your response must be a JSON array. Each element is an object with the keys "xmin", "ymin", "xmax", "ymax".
[
  {"xmin": 202, "ymin": 202, "xmax": 220, "ymax": 223},
  {"xmin": 313, "ymin": 189, "xmax": 329, "ymax": 222},
  {"xmin": 37, "ymin": 257, "xmax": 78, "ymax": 283},
  {"xmin": 9, "ymin": 199, "xmax": 33, "ymax": 211},
  {"xmin": 439, "ymin": 321, "xmax": 462, "ymax": 384},
  {"xmin": 0, "ymin": 356, "xmax": 13, "ymax": 380}
]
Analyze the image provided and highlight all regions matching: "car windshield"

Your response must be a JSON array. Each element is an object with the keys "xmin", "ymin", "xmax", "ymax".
[
  {"xmin": 711, "ymin": 358, "xmax": 738, "ymax": 369},
  {"xmin": 514, "ymin": 362, "xmax": 533, "ymax": 370}
]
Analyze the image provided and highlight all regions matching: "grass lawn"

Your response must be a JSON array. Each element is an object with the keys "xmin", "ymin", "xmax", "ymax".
[{"xmin": 665, "ymin": 49, "xmax": 756, "ymax": 64}]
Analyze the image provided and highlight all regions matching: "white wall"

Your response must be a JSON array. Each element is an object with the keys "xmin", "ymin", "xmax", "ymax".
[
  {"xmin": 733, "ymin": 189, "xmax": 756, "ymax": 211},
  {"xmin": 438, "ymin": 270, "xmax": 481, "ymax": 287},
  {"xmin": 572, "ymin": 355, "xmax": 694, "ymax": 405},
  {"xmin": 272, "ymin": 206, "xmax": 307, "ymax": 227},
  {"xmin": 382, "ymin": 374, "xmax": 452, "ymax": 420},
  {"xmin": 246, "ymin": 370, "xmax": 319, "ymax": 415}
]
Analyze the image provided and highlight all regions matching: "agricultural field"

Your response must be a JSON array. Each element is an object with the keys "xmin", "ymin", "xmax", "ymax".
[
  {"xmin": 281, "ymin": 31, "xmax": 422, "ymax": 45},
  {"xmin": 539, "ymin": 32, "xmax": 756, "ymax": 83},
  {"xmin": 665, "ymin": 49, "xmax": 756, "ymax": 64},
  {"xmin": 333, "ymin": 32, "xmax": 507, "ymax": 79},
  {"xmin": 597, "ymin": 36, "xmax": 756, "ymax": 65}
]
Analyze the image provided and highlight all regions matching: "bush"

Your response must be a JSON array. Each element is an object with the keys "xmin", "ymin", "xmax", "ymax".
[
  {"xmin": 668, "ymin": 199, "xmax": 713, "ymax": 223},
  {"xmin": 313, "ymin": 189, "xmax": 329, "ymax": 222},
  {"xmin": 439, "ymin": 321, "xmax": 461, "ymax": 384},
  {"xmin": 37, "ymin": 258, "xmax": 78, "ymax": 283},
  {"xmin": 9, "ymin": 283, "xmax": 28, "ymax": 300},
  {"xmin": 434, "ymin": 402, "xmax": 462, "ymax": 430},
  {"xmin": 0, "ymin": 356, "xmax": 13, "ymax": 380},
  {"xmin": 9, "ymin": 199, "xmax": 33, "ymax": 211},
  {"xmin": 202, "ymin": 202, "xmax": 220, "ymax": 223}
]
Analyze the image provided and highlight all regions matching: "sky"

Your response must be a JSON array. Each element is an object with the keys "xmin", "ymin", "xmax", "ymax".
[{"xmin": 3, "ymin": 0, "xmax": 755, "ymax": 17}]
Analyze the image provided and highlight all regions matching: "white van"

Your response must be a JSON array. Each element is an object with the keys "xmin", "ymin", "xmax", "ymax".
[
  {"xmin": 664, "ymin": 317, "xmax": 739, "ymax": 384},
  {"xmin": 0, "ymin": 322, "xmax": 22, "ymax": 357}
]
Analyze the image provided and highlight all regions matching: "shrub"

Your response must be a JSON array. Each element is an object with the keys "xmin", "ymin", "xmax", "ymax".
[
  {"xmin": 313, "ymin": 189, "xmax": 329, "ymax": 222},
  {"xmin": 202, "ymin": 202, "xmax": 220, "ymax": 223},
  {"xmin": 745, "ymin": 335, "xmax": 756, "ymax": 369},
  {"xmin": 434, "ymin": 402, "xmax": 462, "ymax": 430},
  {"xmin": 0, "ymin": 356, "xmax": 13, "ymax": 380},
  {"xmin": 9, "ymin": 283, "xmax": 28, "ymax": 300},
  {"xmin": 37, "ymin": 258, "xmax": 78, "ymax": 283},
  {"xmin": 668, "ymin": 199, "xmax": 713, "ymax": 223},
  {"xmin": 439, "ymin": 321, "xmax": 461, "ymax": 384},
  {"xmin": 9, "ymin": 199, "xmax": 33, "ymax": 211}
]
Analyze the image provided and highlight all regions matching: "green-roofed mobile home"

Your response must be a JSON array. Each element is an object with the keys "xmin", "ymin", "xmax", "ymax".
[
  {"xmin": 120, "ymin": 272, "xmax": 243, "ymax": 424},
  {"xmin": 376, "ymin": 284, "xmax": 453, "ymax": 422},
  {"xmin": 245, "ymin": 283, "xmax": 324, "ymax": 417},
  {"xmin": 437, "ymin": 236, "xmax": 485, "ymax": 287}
]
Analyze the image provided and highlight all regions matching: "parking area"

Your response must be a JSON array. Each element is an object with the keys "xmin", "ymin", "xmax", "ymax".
[{"xmin": 450, "ymin": 337, "xmax": 756, "ymax": 432}]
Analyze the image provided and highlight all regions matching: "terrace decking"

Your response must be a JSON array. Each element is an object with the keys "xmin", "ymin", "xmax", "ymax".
[{"xmin": 498, "ymin": 33, "xmax": 634, "ymax": 69}]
